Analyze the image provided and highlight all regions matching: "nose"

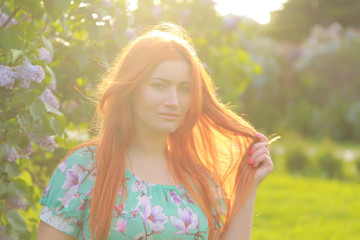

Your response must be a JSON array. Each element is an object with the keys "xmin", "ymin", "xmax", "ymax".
[{"xmin": 164, "ymin": 86, "xmax": 179, "ymax": 107}]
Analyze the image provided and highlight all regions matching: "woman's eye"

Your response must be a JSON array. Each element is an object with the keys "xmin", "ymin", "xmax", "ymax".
[
  {"xmin": 151, "ymin": 83, "xmax": 166, "ymax": 90},
  {"xmin": 179, "ymin": 85, "xmax": 191, "ymax": 93}
]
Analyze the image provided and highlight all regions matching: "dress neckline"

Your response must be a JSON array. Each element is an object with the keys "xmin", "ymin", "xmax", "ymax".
[{"xmin": 125, "ymin": 169, "xmax": 184, "ymax": 190}]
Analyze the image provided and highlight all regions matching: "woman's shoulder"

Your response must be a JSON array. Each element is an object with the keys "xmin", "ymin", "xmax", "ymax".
[{"xmin": 59, "ymin": 145, "xmax": 97, "ymax": 172}]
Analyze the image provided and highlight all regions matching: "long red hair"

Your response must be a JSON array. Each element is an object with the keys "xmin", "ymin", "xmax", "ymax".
[{"xmin": 66, "ymin": 23, "xmax": 260, "ymax": 239}]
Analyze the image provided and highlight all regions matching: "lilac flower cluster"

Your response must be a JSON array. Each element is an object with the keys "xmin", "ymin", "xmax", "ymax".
[
  {"xmin": 1, "ymin": 60, "xmax": 47, "ymax": 90},
  {"xmin": 19, "ymin": 143, "xmax": 34, "ymax": 159},
  {"xmin": 4, "ymin": 144, "xmax": 19, "ymax": 162},
  {"xmin": 38, "ymin": 87, "xmax": 60, "ymax": 109},
  {"xmin": 39, "ymin": 136, "xmax": 58, "ymax": 152},
  {"xmin": 4, "ymin": 191, "xmax": 28, "ymax": 211},
  {"xmin": 15, "ymin": 61, "xmax": 45, "ymax": 89},
  {"xmin": 4, "ymin": 142, "xmax": 35, "ymax": 162},
  {"xmin": 38, "ymin": 47, "xmax": 52, "ymax": 63},
  {"xmin": 0, "ymin": 65, "xmax": 17, "ymax": 89}
]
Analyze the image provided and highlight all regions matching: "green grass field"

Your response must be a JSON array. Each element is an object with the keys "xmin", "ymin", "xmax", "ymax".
[{"xmin": 253, "ymin": 173, "xmax": 360, "ymax": 240}]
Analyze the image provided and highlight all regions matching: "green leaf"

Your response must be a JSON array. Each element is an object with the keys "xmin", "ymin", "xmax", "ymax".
[
  {"xmin": 54, "ymin": 0, "xmax": 71, "ymax": 11},
  {"xmin": 0, "ymin": 180, "xmax": 8, "ymax": 195},
  {"xmin": 30, "ymin": 99, "xmax": 45, "ymax": 120},
  {"xmin": 5, "ymin": 162, "xmax": 20, "ymax": 177},
  {"xmin": 14, "ymin": 0, "xmax": 44, "ymax": 19},
  {"xmin": 18, "ymin": 89, "xmax": 39, "ymax": 107},
  {"xmin": 6, "ymin": 130, "xmax": 22, "ymax": 146},
  {"xmin": 6, "ymin": 210, "xmax": 28, "ymax": 233},
  {"xmin": 24, "ymin": 22, "xmax": 37, "ymax": 43},
  {"xmin": 10, "ymin": 49, "xmax": 23, "ymax": 63},
  {"xmin": 44, "ymin": 103, "xmax": 63, "ymax": 116},
  {"xmin": 0, "ymin": 144, "xmax": 6, "ymax": 160},
  {"xmin": 0, "ymin": 28, "xmax": 24, "ymax": 50},
  {"xmin": 46, "ymin": 65, "xmax": 56, "ymax": 84},
  {"xmin": 50, "ymin": 115, "xmax": 66, "ymax": 137},
  {"xmin": 16, "ymin": 111, "xmax": 33, "ymax": 132},
  {"xmin": 42, "ymin": 36, "xmax": 54, "ymax": 57},
  {"xmin": 34, "ymin": 115, "xmax": 53, "ymax": 139},
  {"xmin": 44, "ymin": 0, "xmax": 62, "ymax": 20},
  {"xmin": 18, "ymin": 136, "xmax": 30, "ymax": 149}
]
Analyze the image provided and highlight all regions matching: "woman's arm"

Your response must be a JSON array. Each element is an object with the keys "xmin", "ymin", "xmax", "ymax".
[
  {"xmin": 222, "ymin": 133, "xmax": 273, "ymax": 240},
  {"xmin": 221, "ymin": 187, "xmax": 257, "ymax": 240},
  {"xmin": 37, "ymin": 221, "xmax": 76, "ymax": 240}
]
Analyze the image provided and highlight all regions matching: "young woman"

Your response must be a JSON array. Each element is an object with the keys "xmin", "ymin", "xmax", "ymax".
[{"xmin": 37, "ymin": 23, "xmax": 275, "ymax": 240}]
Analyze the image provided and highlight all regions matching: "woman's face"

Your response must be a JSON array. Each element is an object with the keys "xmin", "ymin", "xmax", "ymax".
[{"xmin": 131, "ymin": 60, "xmax": 192, "ymax": 136}]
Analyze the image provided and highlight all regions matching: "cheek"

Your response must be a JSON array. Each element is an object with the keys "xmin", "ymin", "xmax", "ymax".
[{"xmin": 181, "ymin": 95, "xmax": 192, "ymax": 113}]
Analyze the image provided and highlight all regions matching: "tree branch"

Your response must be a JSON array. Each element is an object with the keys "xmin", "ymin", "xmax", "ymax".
[{"xmin": 1, "ymin": 7, "xmax": 20, "ymax": 29}]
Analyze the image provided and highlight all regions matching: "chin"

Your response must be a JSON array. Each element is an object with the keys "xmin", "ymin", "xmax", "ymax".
[{"xmin": 156, "ymin": 125, "xmax": 180, "ymax": 134}]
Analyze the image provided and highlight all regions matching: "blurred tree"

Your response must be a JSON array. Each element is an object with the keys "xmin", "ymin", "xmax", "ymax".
[{"xmin": 267, "ymin": 0, "xmax": 360, "ymax": 42}]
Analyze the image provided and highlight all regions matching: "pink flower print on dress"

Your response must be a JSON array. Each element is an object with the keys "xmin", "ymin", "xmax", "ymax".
[
  {"xmin": 130, "ymin": 180, "xmax": 146, "ymax": 193},
  {"xmin": 139, "ymin": 198, "xmax": 169, "ymax": 232},
  {"xmin": 169, "ymin": 190, "xmax": 182, "ymax": 206},
  {"xmin": 113, "ymin": 219, "xmax": 127, "ymax": 233},
  {"xmin": 170, "ymin": 207, "xmax": 199, "ymax": 235},
  {"xmin": 115, "ymin": 203, "xmax": 125, "ymax": 216},
  {"xmin": 42, "ymin": 184, "xmax": 52, "ymax": 198},
  {"xmin": 58, "ymin": 160, "xmax": 67, "ymax": 172},
  {"xmin": 62, "ymin": 164, "xmax": 84, "ymax": 190},
  {"xmin": 58, "ymin": 164, "xmax": 84, "ymax": 207}
]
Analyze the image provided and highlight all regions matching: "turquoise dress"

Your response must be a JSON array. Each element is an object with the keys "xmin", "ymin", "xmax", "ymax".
[{"xmin": 39, "ymin": 146, "xmax": 224, "ymax": 239}]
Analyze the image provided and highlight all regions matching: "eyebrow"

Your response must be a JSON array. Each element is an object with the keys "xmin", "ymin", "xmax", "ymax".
[{"xmin": 150, "ymin": 77, "xmax": 191, "ymax": 84}]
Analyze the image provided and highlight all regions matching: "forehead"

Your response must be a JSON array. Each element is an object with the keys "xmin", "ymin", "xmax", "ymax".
[{"xmin": 150, "ymin": 60, "xmax": 191, "ymax": 83}]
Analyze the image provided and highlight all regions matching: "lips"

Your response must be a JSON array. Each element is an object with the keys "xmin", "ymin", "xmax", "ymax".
[{"xmin": 158, "ymin": 112, "xmax": 179, "ymax": 120}]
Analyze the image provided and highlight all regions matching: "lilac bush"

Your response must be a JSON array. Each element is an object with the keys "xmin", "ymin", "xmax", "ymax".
[{"xmin": 0, "ymin": 65, "xmax": 17, "ymax": 89}]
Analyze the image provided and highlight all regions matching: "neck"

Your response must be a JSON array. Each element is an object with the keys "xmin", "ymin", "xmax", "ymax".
[{"xmin": 127, "ymin": 128, "xmax": 168, "ymax": 165}]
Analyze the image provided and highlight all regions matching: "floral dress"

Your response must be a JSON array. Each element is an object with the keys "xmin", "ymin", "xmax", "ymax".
[{"xmin": 39, "ymin": 146, "xmax": 224, "ymax": 239}]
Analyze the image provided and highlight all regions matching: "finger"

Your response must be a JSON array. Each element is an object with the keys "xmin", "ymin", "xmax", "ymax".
[
  {"xmin": 252, "ymin": 141, "xmax": 269, "ymax": 151},
  {"xmin": 251, "ymin": 147, "xmax": 269, "ymax": 162},
  {"xmin": 252, "ymin": 153, "xmax": 273, "ymax": 169},
  {"xmin": 256, "ymin": 133, "xmax": 269, "ymax": 142}
]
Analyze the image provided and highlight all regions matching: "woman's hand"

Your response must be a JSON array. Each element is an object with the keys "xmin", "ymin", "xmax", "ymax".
[{"xmin": 248, "ymin": 133, "xmax": 274, "ymax": 186}]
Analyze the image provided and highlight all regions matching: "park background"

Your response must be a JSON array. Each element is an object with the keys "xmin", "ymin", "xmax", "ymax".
[{"xmin": 0, "ymin": 0, "xmax": 359, "ymax": 239}]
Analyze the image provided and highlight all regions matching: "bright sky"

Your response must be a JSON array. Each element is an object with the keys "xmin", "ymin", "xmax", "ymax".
[{"xmin": 214, "ymin": 0, "xmax": 288, "ymax": 24}]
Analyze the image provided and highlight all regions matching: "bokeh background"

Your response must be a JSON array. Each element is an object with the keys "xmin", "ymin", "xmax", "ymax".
[{"xmin": 0, "ymin": 0, "xmax": 359, "ymax": 239}]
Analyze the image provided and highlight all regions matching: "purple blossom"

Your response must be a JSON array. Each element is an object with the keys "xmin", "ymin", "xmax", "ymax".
[
  {"xmin": 58, "ymin": 164, "xmax": 84, "ymax": 208},
  {"xmin": 40, "ymin": 136, "xmax": 58, "ymax": 152},
  {"xmin": 38, "ymin": 88, "xmax": 59, "ymax": 109},
  {"xmin": 38, "ymin": 47, "xmax": 52, "ymax": 63},
  {"xmin": 170, "ymin": 190, "xmax": 182, "ymax": 206},
  {"xmin": 4, "ymin": 144, "xmax": 19, "ymax": 162},
  {"xmin": 15, "ymin": 61, "xmax": 45, "ymax": 89},
  {"xmin": 4, "ymin": 191, "xmax": 28, "ymax": 212},
  {"xmin": 62, "ymin": 164, "xmax": 84, "ymax": 190},
  {"xmin": 139, "ymin": 197, "xmax": 168, "ymax": 232},
  {"xmin": 0, "ymin": 65, "xmax": 17, "ymax": 89},
  {"xmin": 170, "ymin": 207, "xmax": 199, "ymax": 234},
  {"xmin": 19, "ymin": 143, "xmax": 34, "ymax": 159}
]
